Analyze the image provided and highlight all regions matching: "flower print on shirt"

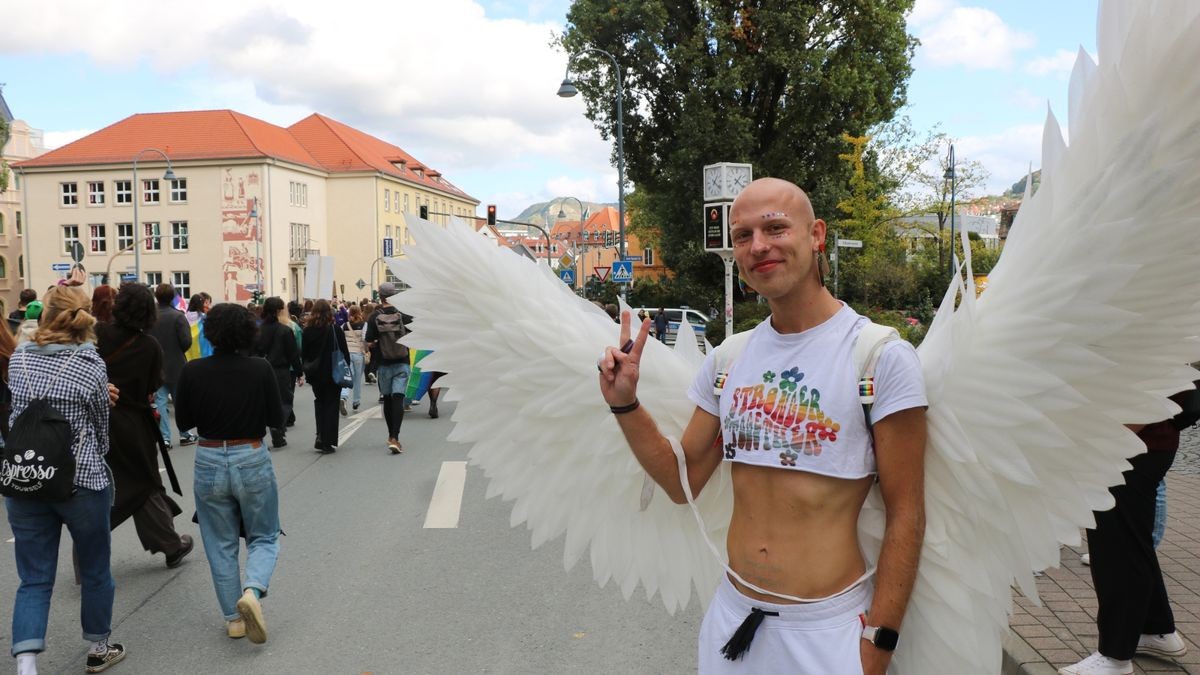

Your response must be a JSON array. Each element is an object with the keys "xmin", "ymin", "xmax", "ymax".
[{"xmin": 723, "ymin": 366, "xmax": 842, "ymax": 466}]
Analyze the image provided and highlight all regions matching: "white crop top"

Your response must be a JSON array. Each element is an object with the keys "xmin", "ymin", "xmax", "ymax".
[{"xmin": 687, "ymin": 304, "xmax": 927, "ymax": 479}]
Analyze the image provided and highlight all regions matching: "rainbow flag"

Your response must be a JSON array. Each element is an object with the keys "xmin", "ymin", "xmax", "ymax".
[{"xmin": 406, "ymin": 349, "xmax": 435, "ymax": 401}]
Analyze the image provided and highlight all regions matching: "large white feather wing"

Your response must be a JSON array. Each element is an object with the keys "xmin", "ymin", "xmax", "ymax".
[
  {"xmin": 866, "ymin": 2, "xmax": 1200, "ymax": 672},
  {"xmin": 389, "ymin": 216, "xmax": 732, "ymax": 614}
]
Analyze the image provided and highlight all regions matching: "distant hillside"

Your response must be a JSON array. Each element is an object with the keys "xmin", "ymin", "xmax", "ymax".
[
  {"xmin": 1006, "ymin": 169, "xmax": 1041, "ymax": 197},
  {"xmin": 513, "ymin": 197, "xmax": 616, "ymax": 227}
]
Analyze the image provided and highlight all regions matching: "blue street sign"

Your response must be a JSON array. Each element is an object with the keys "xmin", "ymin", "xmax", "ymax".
[
  {"xmin": 50, "ymin": 262, "xmax": 72, "ymax": 272},
  {"xmin": 120, "ymin": 273, "xmax": 137, "ymax": 282},
  {"xmin": 382, "ymin": 237, "xmax": 394, "ymax": 257},
  {"xmin": 559, "ymin": 269, "xmax": 576, "ymax": 285},
  {"xmin": 611, "ymin": 260, "xmax": 634, "ymax": 284},
  {"xmin": 623, "ymin": 255, "xmax": 643, "ymax": 262}
]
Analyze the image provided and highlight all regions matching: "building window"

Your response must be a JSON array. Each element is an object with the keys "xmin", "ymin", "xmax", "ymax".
[
  {"xmin": 643, "ymin": 248, "xmax": 654, "ymax": 266},
  {"xmin": 0, "ymin": 256, "xmax": 7, "ymax": 280},
  {"xmin": 301, "ymin": 184, "xmax": 308, "ymax": 207},
  {"xmin": 145, "ymin": 271, "xmax": 163, "ymax": 287},
  {"xmin": 172, "ymin": 271, "xmax": 191, "ymax": 299},
  {"xmin": 290, "ymin": 222, "xmax": 311, "ymax": 261},
  {"xmin": 61, "ymin": 182, "xmax": 78, "ymax": 207},
  {"xmin": 386, "ymin": 224, "xmax": 392, "ymax": 239},
  {"xmin": 288, "ymin": 181, "xmax": 309, "ymax": 207},
  {"xmin": 142, "ymin": 179, "xmax": 160, "ymax": 204},
  {"xmin": 15, "ymin": 212, "xmax": 21, "ymax": 235},
  {"xmin": 115, "ymin": 180, "xmax": 132, "ymax": 205},
  {"xmin": 0, "ymin": 213, "xmax": 4, "ymax": 235},
  {"xmin": 62, "ymin": 225, "xmax": 80, "ymax": 255},
  {"xmin": 116, "ymin": 223, "xmax": 134, "ymax": 251},
  {"xmin": 289, "ymin": 182, "xmax": 295, "ymax": 206},
  {"xmin": 404, "ymin": 194, "xmax": 409, "ymax": 213},
  {"xmin": 88, "ymin": 181, "xmax": 105, "ymax": 206},
  {"xmin": 171, "ymin": 221, "xmax": 189, "ymax": 250},
  {"xmin": 170, "ymin": 178, "xmax": 187, "ymax": 203},
  {"xmin": 144, "ymin": 222, "xmax": 161, "ymax": 251},
  {"xmin": 384, "ymin": 190, "xmax": 391, "ymax": 212},
  {"xmin": 89, "ymin": 224, "xmax": 107, "ymax": 253},
  {"xmin": 18, "ymin": 255, "xmax": 23, "ymax": 280}
]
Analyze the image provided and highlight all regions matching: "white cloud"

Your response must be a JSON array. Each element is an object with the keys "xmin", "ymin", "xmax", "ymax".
[
  {"xmin": 954, "ymin": 123, "xmax": 1044, "ymax": 193},
  {"xmin": 0, "ymin": 0, "xmax": 620, "ymax": 195},
  {"xmin": 916, "ymin": 6, "xmax": 1036, "ymax": 69},
  {"xmin": 908, "ymin": 0, "xmax": 957, "ymax": 27},
  {"xmin": 42, "ymin": 129, "xmax": 94, "ymax": 149},
  {"xmin": 1025, "ymin": 48, "xmax": 1078, "ymax": 77}
]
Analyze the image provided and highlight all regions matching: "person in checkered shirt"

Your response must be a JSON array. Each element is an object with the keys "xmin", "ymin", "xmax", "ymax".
[{"xmin": 4, "ymin": 285, "xmax": 127, "ymax": 674}]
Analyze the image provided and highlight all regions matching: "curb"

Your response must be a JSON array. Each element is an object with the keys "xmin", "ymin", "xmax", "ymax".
[{"xmin": 1003, "ymin": 631, "xmax": 1058, "ymax": 675}]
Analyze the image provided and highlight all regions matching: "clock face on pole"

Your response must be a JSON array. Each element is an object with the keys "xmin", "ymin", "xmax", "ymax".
[
  {"xmin": 726, "ymin": 165, "xmax": 752, "ymax": 195},
  {"xmin": 703, "ymin": 166, "xmax": 724, "ymax": 200}
]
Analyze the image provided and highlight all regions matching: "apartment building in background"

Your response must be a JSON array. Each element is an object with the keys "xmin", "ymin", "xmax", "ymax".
[
  {"xmin": 14, "ymin": 109, "xmax": 478, "ymax": 302},
  {"xmin": 0, "ymin": 89, "xmax": 45, "ymax": 315}
]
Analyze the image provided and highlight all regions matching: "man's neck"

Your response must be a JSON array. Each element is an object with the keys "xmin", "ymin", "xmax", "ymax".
[{"xmin": 766, "ymin": 287, "xmax": 842, "ymax": 334}]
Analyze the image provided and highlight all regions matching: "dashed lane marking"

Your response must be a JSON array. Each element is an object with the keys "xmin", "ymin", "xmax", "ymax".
[{"xmin": 423, "ymin": 461, "xmax": 468, "ymax": 529}]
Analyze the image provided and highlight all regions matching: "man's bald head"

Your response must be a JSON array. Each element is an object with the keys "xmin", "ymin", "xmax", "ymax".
[{"xmin": 730, "ymin": 178, "xmax": 816, "ymax": 225}]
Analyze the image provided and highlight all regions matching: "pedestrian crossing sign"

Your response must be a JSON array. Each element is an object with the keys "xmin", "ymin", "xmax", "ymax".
[
  {"xmin": 559, "ymin": 268, "xmax": 576, "ymax": 285},
  {"xmin": 611, "ymin": 260, "xmax": 634, "ymax": 283}
]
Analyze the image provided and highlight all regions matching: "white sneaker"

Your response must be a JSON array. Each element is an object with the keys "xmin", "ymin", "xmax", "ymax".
[
  {"xmin": 1137, "ymin": 631, "xmax": 1188, "ymax": 658},
  {"xmin": 1058, "ymin": 652, "xmax": 1132, "ymax": 675},
  {"xmin": 1080, "ymin": 553, "xmax": 1090, "ymax": 566}
]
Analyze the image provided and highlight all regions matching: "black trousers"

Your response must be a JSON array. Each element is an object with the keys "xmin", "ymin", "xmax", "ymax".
[
  {"xmin": 1086, "ymin": 450, "xmax": 1177, "ymax": 660},
  {"xmin": 271, "ymin": 366, "xmax": 295, "ymax": 437},
  {"xmin": 132, "ymin": 491, "xmax": 186, "ymax": 555},
  {"xmin": 312, "ymin": 380, "xmax": 341, "ymax": 448}
]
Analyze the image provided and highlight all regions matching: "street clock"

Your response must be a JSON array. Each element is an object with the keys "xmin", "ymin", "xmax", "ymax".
[{"xmin": 702, "ymin": 162, "xmax": 753, "ymax": 201}]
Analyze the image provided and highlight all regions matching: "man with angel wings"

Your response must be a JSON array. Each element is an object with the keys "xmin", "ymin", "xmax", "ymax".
[
  {"xmin": 389, "ymin": 2, "xmax": 1200, "ymax": 673},
  {"xmin": 597, "ymin": 178, "xmax": 927, "ymax": 674}
]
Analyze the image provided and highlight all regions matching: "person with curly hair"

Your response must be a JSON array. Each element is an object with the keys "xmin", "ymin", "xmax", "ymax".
[
  {"xmin": 174, "ymin": 303, "xmax": 283, "ymax": 644},
  {"xmin": 96, "ymin": 283, "xmax": 192, "ymax": 569},
  {"xmin": 301, "ymin": 299, "xmax": 349, "ymax": 453},
  {"xmin": 5, "ymin": 285, "xmax": 127, "ymax": 674},
  {"xmin": 89, "ymin": 286, "xmax": 116, "ymax": 324}
]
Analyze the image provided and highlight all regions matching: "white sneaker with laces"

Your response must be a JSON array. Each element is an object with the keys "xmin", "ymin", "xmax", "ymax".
[
  {"xmin": 1137, "ymin": 631, "xmax": 1188, "ymax": 658},
  {"xmin": 1057, "ymin": 652, "xmax": 1132, "ymax": 675},
  {"xmin": 1080, "ymin": 552, "xmax": 1090, "ymax": 566}
]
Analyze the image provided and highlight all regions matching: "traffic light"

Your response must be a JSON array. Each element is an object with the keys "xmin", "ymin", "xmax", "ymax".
[
  {"xmin": 419, "ymin": 204, "xmax": 429, "ymax": 220},
  {"xmin": 605, "ymin": 230, "xmax": 614, "ymax": 247},
  {"xmin": 487, "ymin": 204, "xmax": 497, "ymax": 226}
]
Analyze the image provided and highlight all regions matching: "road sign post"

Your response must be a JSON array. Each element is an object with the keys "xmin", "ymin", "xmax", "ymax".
[{"xmin": 833, "ymin": 235, "xmax": 864, "ymax": 298}]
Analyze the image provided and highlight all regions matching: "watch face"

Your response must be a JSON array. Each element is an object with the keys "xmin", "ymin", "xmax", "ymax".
[
  {"xmin": 726, "ymin": 166, "xmax": 752, "ymax": 194},
  {"xmin": 704, "ymin": 168, "xmax": 723, "ymax": 199}
]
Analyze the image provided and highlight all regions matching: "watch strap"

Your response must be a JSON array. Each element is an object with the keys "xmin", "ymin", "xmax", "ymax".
[{"xmin": 861, "ymin": 624, "xmax": 900, "ymax": 651}]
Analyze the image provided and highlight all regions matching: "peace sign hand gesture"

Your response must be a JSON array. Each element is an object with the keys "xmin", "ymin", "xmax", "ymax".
[{"xmin": 598, "ymin": 310, "xmax": 653, "ymax": 407}]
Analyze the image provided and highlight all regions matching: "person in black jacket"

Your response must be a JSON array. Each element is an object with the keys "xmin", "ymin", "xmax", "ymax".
[
  {"xmin": 254, "ymin": 297, "xmax": 301, "ymax": 448},
  {"xmin": 301, "ymin": 299, "xmax": 349, "ymax": 454},
  {"xmin": 148, "ymin": 283, "xmax": 193, "ymax": 448}
]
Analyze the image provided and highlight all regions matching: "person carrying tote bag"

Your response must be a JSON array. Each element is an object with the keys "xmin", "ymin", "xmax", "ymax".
[{"xmin": 301, "ymin": 299, "xmax": 349, "ymax": 454}]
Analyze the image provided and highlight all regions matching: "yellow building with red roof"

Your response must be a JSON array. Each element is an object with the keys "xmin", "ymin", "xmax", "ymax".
[{"xmin": 15, "ymin": 109, "xmax": 477, "ymax": 302}]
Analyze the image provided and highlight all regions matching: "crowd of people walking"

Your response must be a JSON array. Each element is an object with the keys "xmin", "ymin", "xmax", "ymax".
[{"xmin": 0, "ymin": 279, "xmax": 432, "ymax": 674}]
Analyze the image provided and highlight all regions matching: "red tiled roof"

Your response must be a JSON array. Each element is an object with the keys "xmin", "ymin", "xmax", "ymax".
[
  {"xmin": 287, "ymin": 113, "xmax": 476, "ymax": 202},
  {"xmin": 15, "ymin": 110, "xmax": 322, "ymax": 170}
]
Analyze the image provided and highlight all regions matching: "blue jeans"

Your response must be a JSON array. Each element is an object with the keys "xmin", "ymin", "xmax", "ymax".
[
  {"xmin": 1151, "ymin": 479, "xmax": 1167, "ymax": 549},
  {"xmin": 377, "ymin": 362, "xmax": 410, "ymax": 398},
  {"xmin": 154, "ymin": 385, "xmax": 171, "ymax": 444},
  {"xmin": 193, "ymin": 441, "xmax": 281, "ymax": 620},
  {"xmin": 6, "ymin": 485, "xmax": 116, "ymax": 656},
  {"xmin": 340, "ymin": 352, "xmax": 364, "ymax": 407}
]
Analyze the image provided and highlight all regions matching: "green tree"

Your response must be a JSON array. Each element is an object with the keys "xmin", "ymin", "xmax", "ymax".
[{"xmin": 560, "ymin": 0, "xmax": 918, "ymax": 303}]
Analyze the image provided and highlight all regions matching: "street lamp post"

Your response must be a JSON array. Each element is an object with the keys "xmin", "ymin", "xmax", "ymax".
[
  {"xmin": 558, "ymin": 47, "xmax": 627, "ymax": 300},
  {"xmin": 131, "ymin": 148, "xmax": 177, "ymax": 282},
  {"xmin": 556, "ymin": 197, "xmax": 589, "ymax": 291},
  {"xmin": 944, "ymin": 143, "xmax": 956, "ymax": 279}
]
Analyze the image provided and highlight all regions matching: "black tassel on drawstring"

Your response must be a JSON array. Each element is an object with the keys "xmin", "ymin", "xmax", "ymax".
[{"xmin": 720, "ymin": 607, "xmax": 779, "ymax": 661}]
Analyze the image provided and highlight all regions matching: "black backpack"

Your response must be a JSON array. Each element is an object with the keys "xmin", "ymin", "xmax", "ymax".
[
  {"xmin": 0, "ymin": 352, "xmax": 79, "ymax": 502},
  {"xmin": 375, "ymin": 310, "xmax": 410, "ymax": 362}
]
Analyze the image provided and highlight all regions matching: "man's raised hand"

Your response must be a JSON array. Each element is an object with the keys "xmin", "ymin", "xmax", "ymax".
[{"xmin": 598, "ymin": 310, "xmax": 652, "ymax": 407}]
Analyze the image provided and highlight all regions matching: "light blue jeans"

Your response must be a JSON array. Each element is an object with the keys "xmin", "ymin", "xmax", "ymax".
[
  {"xmin": 377, "ymin": 362, "xmax": 410, "ymax": 398},
  {"xmin": 154, "ymin": 385, "xmax": 171, "ymax": 444},
  {"xmin": 1151, "ymin": 479, "xmax": 1167, "ymax": 549},
  {"xmin": 340, "ymin": 352, "xmax": 365, "ymax": 407},
  {"xmin": 6, "ymin": 485, "xmax": 115, "ymax": 656},
  {"xmin": 193, "ymin": 440, "xmax": 281, "ymax": 620}
]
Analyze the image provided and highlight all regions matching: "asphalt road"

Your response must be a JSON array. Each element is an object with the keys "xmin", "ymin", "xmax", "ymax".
[{"xmin": 0, "ymin": 382, "xmax": 700, "ymax": 674}]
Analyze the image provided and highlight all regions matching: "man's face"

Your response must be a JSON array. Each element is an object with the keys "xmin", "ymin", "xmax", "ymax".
[{"xmin": 728, "ymin": 181, "xmax": 825, "ymax": 301}]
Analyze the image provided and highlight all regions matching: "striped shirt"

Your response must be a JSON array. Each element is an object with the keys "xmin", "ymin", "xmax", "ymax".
[{"xmin": 8, "ymin": 343, "xmax": 111, "ymax": 490}]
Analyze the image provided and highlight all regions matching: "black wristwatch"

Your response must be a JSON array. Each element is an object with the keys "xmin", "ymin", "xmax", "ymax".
[{"xmin": 862, "ymin": 625, "xmax": 900, "ymax": 651}]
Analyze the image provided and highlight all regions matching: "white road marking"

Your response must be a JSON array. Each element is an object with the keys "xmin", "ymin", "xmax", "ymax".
[
  {"xmin": 337, "ymin": 405, "xmax": 382, "ymax": 445},
  {"xmin": 5, "ymin": 538, "xmax": 13, "ymax": 543},
  {"xmin": 423, "ymin": 461, "xmax": 468, "ymax": 529}
]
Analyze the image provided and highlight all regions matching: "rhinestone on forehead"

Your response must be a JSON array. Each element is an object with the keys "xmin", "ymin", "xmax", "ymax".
[{"xmin": 760, "ymin": 212, "xmax": 788, "ymax": 219}]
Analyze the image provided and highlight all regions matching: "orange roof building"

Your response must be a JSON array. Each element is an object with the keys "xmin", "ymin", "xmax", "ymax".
[{"xmin": 15, "ymin": 109, "xmax": 478, "ymax": 302}]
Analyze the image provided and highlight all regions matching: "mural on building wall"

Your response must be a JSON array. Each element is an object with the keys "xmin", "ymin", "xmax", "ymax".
[{"xmin": 220, "ymin": 167, "xmax": 263, "ymax": 301}]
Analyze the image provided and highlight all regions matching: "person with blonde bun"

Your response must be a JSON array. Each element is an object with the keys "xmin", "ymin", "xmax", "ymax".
[{"xmin": 5, "ymin": 285, "xmax": 127, "ymax": 674}]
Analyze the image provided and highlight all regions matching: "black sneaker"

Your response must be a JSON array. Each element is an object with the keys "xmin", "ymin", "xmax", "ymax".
[
  {"xmin": 339, "ymin": 399, "xmax": 348, "ymax": 416},
  {"xmin": 179, "ymin": 435, "xmax": 197, "ymax": 447},
  {"xmin": 165, "ymin": 534, "xmax": 194, "ymax": 569},
  {"xmin": 86, "ymin": 643, "xmax": 126, "ymax": 673}
]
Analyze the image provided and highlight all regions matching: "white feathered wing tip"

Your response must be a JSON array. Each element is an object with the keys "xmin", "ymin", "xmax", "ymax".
[
  {"xmin": 387, "ymin": 214, "xmax": 733, "ymax": 614},
  {"xmin": 877, "ymin": 3, "xmax": 1200, "ymax": 672}
]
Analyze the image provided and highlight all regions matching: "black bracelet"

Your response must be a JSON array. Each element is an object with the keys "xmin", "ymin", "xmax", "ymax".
[{"xmin": 610, "ymin": 399, "xmax": 640, "ymax": 414}]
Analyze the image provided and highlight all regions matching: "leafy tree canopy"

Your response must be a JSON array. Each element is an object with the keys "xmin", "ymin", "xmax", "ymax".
[{"xmin": 559, "ymin": 0, "xmax": 918, "ymax": 308}]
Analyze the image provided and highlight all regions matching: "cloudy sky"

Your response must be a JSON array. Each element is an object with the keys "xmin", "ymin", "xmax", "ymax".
[{"xmin": 0, "ymin": 0, "xmax": 1096, "ymax": 218}]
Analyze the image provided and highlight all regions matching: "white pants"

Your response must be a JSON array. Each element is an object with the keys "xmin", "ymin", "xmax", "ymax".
[{"xmin": 698, "ymin": 575, "xmax": 872, "ymax": 674}]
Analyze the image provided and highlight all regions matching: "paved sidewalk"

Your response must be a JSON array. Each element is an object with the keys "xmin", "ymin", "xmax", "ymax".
[{"xmin": 1003, "ymin": 427, "xmax": 1200, "ymax": 674}]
